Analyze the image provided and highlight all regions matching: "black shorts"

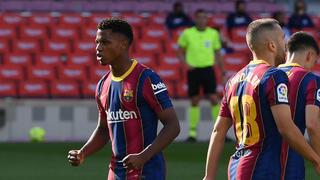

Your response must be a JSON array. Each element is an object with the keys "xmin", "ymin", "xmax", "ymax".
[{"xmin": 187, "ymin": 67, "xmax": 217, "ymax": 97}]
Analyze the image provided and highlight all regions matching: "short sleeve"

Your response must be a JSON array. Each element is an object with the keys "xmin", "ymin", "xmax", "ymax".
[
  {"xmin": 212, "ymin": 30, "xmax": 221, "ymax": 50},
  {"xmin": 177, "ymin": 30, "xmax": 188, "ymax": 48},
  {"xmin": 219, "ymin": 95, "xmax": 232, "ymax": 118},
  {"xmin": 306, "ymin": 75, "xmax": 320, "ymax": 107},
  {"xmin": 95, "ymin": 76, "xmax": 107, "ymax": 120},
  {"xmin": 219, "ymin": 81, "xmax": 232, "ymax": 118},
  {"xmin": 142, "ymin": 70, "xmax": 173, "ymax": 113},
  {"xmin": 265, "ymin": 69, "xmax": 289, "ymax": 106}
]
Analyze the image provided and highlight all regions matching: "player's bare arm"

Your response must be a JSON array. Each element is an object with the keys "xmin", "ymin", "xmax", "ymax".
[
  {"xmin": 306, "ymin": 105, "xmax": 320, "ymax": 156},
  {"xmin": 203, "ymin": 116, "xmax": 232, "ymax": 180},
  {"xmin": 68, "ymin": 114, "xmax": 109, "ymax": 166},
  {"xmin": 122, "ymin": 107, "xmax": 180, "ymax": 170},
  {"xmin": 271, "ymin": 104, "xmax": 320, "ymax": 173}
]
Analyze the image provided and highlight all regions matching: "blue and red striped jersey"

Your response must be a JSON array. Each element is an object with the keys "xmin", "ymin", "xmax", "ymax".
[
  {"xmin": 95, "ymin": 59, "xmax": 172, "ymax": 180},
  {"xmin": 278, "ymin": 63, "xmax": 320, "ymax": 180},
  {"xmin": 220, "ymin": 60, "xmax": 289, "ymax": 180}
]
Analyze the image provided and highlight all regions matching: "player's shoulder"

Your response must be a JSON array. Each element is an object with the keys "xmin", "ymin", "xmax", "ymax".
[
  {"xmin": 266, "ymin": 67, "xmax": 288, "ymax": 78},
  {"xmin": 182, "ymin": 27, "xmax": 195, "ymax": 34},
  {"xmin": 140, "ymin": 67, "xmax": 161, "ymax": 80}
]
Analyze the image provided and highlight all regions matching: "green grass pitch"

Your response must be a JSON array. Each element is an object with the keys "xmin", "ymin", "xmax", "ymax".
[{"xmin": 0, "ymin": 142, "xmax": 318, "ymax": 179}]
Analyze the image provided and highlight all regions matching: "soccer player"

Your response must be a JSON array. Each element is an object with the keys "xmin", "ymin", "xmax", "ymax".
[
  {"xmin": 278, "ymin": 32, "xmax": 320, "ymax": 180},
  {"xmin": 203, "ymin": 19, "xmax": 320, "ymax": 180},
  {"xmin": 67, "ymin": 18, "xmax": 180, "ymax": 180}
]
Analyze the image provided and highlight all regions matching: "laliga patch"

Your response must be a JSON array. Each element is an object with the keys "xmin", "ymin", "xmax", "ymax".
[
  {"xmin": 317, "ymin": 89, "xmax": 320, "ymax": 102},
  {"xmin": 277, "ymin": 83, "xmax": 288, "ymax": 103}
]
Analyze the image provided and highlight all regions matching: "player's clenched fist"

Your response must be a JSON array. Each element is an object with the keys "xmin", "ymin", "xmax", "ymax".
[
  {"xmin": 122, "ymin": 153, "xmax": 146, "ymax": 170},
  {"xmin": 68, "ymin": 150, "xmax": 84, "ymax": 166}
]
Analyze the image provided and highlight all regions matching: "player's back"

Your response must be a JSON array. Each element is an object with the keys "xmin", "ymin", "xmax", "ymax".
[
  {"xmin": 223, "ymin": 60, "xmax": 289, "ymax": 179},
  {"xmin": 278, "ymin": 63, "xmax": 320, "ymax": 179}
]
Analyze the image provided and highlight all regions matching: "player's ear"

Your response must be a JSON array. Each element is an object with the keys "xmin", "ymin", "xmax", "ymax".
[
  {"xmin": 306, "ymin": 50, "xmax": 313, "ymax": 63},
  {"xmin": 267, "ymin": 40, "xmax": 276, "ymax": 53}
]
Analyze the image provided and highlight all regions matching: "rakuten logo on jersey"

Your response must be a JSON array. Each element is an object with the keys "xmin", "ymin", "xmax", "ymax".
[
  {"xmin": 106, "ymin": 109, "xmax": 137, "ymax": 123},
  {"xmin": 152, "ymin": 82, "xmax": 167, "ymax": 95}
]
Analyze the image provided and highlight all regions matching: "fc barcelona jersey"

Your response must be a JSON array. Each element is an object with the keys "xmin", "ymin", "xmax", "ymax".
[
  {"xmin": 220, "ymin": 60, "xmax": 290, "ymax": 180},
  {"xmin": 95, "ymin": 59, "xmax": 173, "ymax": 180},
  {"xmin": 278, "ymin": 63, "xmax": 320, "ymax": 180}
]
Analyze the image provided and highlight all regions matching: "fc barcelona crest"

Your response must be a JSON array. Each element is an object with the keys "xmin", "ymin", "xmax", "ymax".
[{"xmin": 123, "ymin": 89, "xmax": 134, "ymax": 102}]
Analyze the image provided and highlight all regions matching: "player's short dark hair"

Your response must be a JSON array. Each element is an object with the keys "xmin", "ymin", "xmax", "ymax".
[
  {"xmin": 97, "ymin": 18, "xmax": 133, "ymax": 45},
  {"xmin": 235, "ymin": 0, "xmax": 245, "ymax": 8},
  {"xmin": 246, "ymin": 18, "xmax": 280, "ymax": 51},
  {"xmin": 287, "ymin": 31, "xmax": 319, "ymax": 55},
  {"xmin": 194, "ymin": 9, "xmax": 206, "ymax": 16}
]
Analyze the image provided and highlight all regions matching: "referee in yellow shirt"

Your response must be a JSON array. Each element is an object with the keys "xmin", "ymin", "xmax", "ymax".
[{"xmin": 178, "ymin": 9, "xmax": 225, "ymax": 142}]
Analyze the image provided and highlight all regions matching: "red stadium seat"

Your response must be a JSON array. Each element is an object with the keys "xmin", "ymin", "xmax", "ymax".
[
  {"xmin": 58, "ymin": 13, "xmax": 84, "ymax": 27},
  {"xmin": 141, "ymin": 26, "xmax": 168, "ymax": 41},
  {"xmin": 88, "ymin": 13, "xmax": 114, "ymax": 27},
  {"xmin": 66, "ymin": 53, "xmax": 94, "ymax": 66},
  {"xmin": 131, "ymin": 53, "xmax": 157, "ymax": 69},
  {"xmin": 164, "ymin": 40, "xmax": 179, "ymax": 53},
  {"xmin": 155, "ymin": 65, "xmax": 181, "ymax": 82},
  {"xmin": 0, "ymin": 25, "xmax": 17, "ymax": 40},
  {"xmin": 12, "ymin": 39, "xmax": 40, "ymax": 53},
  {"xmin": 0, "ymin": 39, "xmax": 10, "ymax": 53},
  {"xmin": 230, "ymin": 41, "xmax": 249, "ymax": 53},
  {"xmin": 164, "ymin": 81, "xmax": 176, "ymax": 98},
  {"xmin": 122, "ymin": 13, "xmax": 144, "ymax": 29},
  {"xmin": 28, "ymin": 13, "xmax": 53, "ymax": 26},
  {"xmin": 147, "ymin": 13, "xmax": 166, "ymax": 26},
  {"xmin": 35, "ymin": 52, "xmax": 63, "ymax": 66},
  {"xmin": 135, "ymin": 39, "xmax": 163, "ymax": 54},
  {"xmin": 50, "ymin": 26, "xmax": 79, "ymax": 41},
  {"xmin": 82, "ymin": 80, "xmax": 97, "ymax": 98},
  {"xmin": 88, "ymin": 65, "xmax": 109, "ymax": 81},
  {"xmin": 80, "ymin": 26, "xmax": 97, "ymax": 40},
  {"xmin": 0, "ymin": 81, "xmax": 17, "ymax": 97},
  {"xmin": 230, "ymin": 27, "xmax": 247, "ymax": 42},
  {"xmin": 3, "ymin": 53, "xmax": 33, "ymax": 66},
  {"xmin": 0, "ymin": 13, "xmax": 24, "ymax": 26},
  {"xmin": 159, "ymin": 53, "xmax": 182, "ymax": 67},
  {"xmin": 43, "ymin": 40, "xmax": 71, "ymax": 54},
  {"xmin": 19, "ymin": 25, "xmax": 47, "ymax": 40},
  {"xmin": 19, "ymin": 80, "xmax": 49, "ymax": 98},
  {"xmin": 223, "ymin": 52, "xmax": 248, "ymax": 71},
  {"xmin": 58, "ymin": 65, "xmax": 87, "ymax": 81},
  {"xmin": 73, "ymin": 40, "xmax": 95, "ymax": 53},
  {"xmin": 209, "ymin": 14, "xmax": 226, "ymax": 29},
  {"xmin": 172, "ymin": 27, "xmax": 187, "ymax": 41},
  {"xmin": 0, "ymin": 65, "xmax": 25, "ymax": 81},
  {"xmin": 27, "ymin": 65, "xmax": 57, "ymax": 81},
  {"xmin": 50, "ymin": 80, "xmax": 80, "ymax": 98},
  {"xmin": 176, "ymin": 80, "xmax": 188, "ymax": 98}
]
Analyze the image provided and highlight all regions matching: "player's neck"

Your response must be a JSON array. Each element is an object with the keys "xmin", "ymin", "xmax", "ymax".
[
  {"xmin": 195, "ymin": 26, "xmax": 206, "ymax": 31},
  {"xmin": 286, "ymin": 53, "xmax": 304, "ymax": 67},
  {"xmin": 110, "ymin": 55, "xmax": 132, "ymax": 77},
  {"xmin": 252, "ymin": 53, "xmax": 274, "ymax": 66}
]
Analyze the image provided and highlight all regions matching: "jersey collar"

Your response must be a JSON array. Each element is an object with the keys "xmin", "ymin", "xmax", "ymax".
[
  {"xmin": 278, "ymin": 63, "xmax": 303, "ymax": 68},
  {"xmin": 111, "ymin": 59, "xmax": 137, "ymax": 82},
  {"xmin": 250, "ymin": 59, "xmax": 271, "ymax": 66}
]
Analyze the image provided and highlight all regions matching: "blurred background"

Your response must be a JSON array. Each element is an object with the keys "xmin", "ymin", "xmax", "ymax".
[{"xmin": 0, "ymin": 0, "xmax": 320, "ymax": 179}]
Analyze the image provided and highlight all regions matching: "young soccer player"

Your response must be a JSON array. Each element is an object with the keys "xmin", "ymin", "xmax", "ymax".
[
  {"xmin": 278, "ymin": 32, "xmax": 320, "ymax": 180},
  {"xmin": 203, "ymin": 19, "xmax": 320, "ymax": 180},
  {"xmin": 67, "ymin": 18, "xmax": 180, "ymax": 180}
]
